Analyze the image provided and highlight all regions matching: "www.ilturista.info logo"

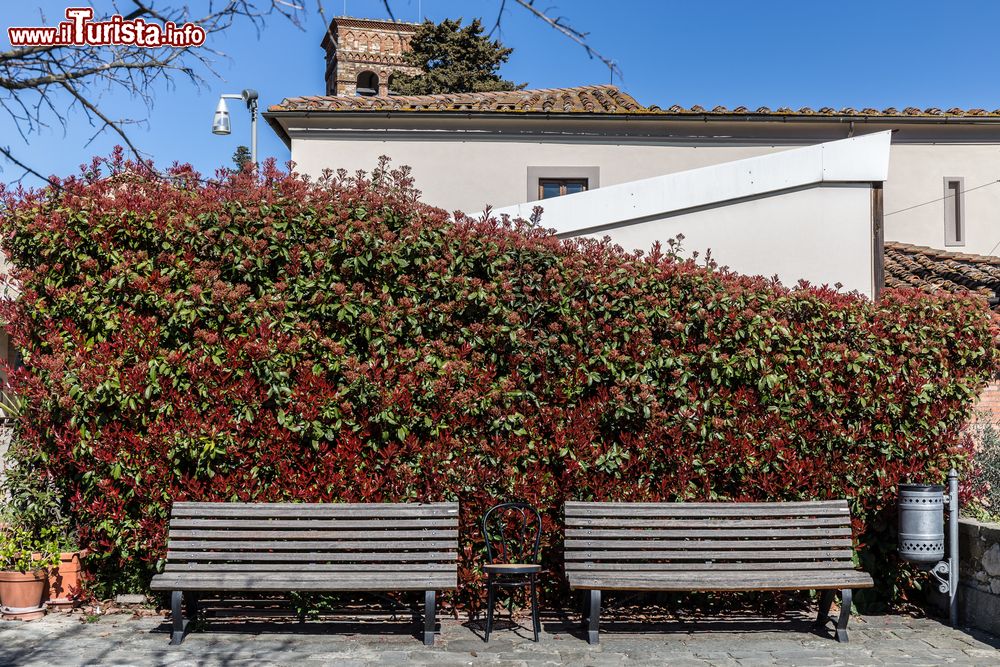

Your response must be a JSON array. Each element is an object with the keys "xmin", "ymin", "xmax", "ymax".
[{"xmin": 7, "ymin": 7, "xmax": 206, "ymax": 47}]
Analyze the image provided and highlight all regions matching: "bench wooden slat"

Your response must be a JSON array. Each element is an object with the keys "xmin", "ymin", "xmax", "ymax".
[
  {"xmin": 564, "ymin": 538, "xmax": 853, "ymax": 550},
  {"xmin": 169, "ymin": 518, "xmax": 456, "ymax": 529},
  {"xmin": 154, "ymin": 572, "xmax": 458, "ymax": 583},
  {"xmin": 566, "ymin": 560, "xmax": 858, "ymax": 572},
  {"xmin": 569, "ymin": 569, "xmax": 873, "ymax": 583},
  {"xmin": 565, "ymin": 517, "xmax": 852, "ymax": 529},
  {"xmin": 169, "ymin": 529, "xmax": 459, "ymax": 540},
  {"xmin": 168, "ymin": 539, "xmax": 455, "ymax": 551},
  {"xmin": 565, "ymin": 549, "xmax": 854, "ymax": 561},
  {"xmin": 152, "ymin": 581, "xmax": 457, "ymax": 592},
  {"xmin": 164, "ymin": 563, "xmax": 457, "ymax": 573},
  {"xmin": 171, "ymin": 503, "xmax": 456, "ymax": 518},
  {"xmin": 568, "ymin": 572, "xmax": 874, "ymax": 592},
  {"xmin": 174, "ymin": 502, "xmax": 457, "ymax": 509},
  {"xmin": 565, "ymin": 527, "xmax": 852, "ymax": 539},
  {"xmin": 150, "ymin": 574, "xmax": 457, "ymax": 592},
  {"xmin": 566, "ymin": 500, "xmax": 846, "ymax": 509},
  {"xmin": 167, "ymin": 550, "xmax": 457, "ymax": 562},
  {"xmin": 565, "ymin": 505, "xmax": 849, "ymax": 518}
]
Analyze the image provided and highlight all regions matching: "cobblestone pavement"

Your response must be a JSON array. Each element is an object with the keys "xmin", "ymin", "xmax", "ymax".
[{"xmin": 0, "ymin": 608, "xmax": 997, "ymax": 666}]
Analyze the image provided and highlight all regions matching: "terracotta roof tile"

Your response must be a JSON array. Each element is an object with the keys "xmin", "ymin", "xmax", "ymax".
[
  {"xmin": 884, "ymin": 242, "xmax": 1000, "ymax": 306},
  {"xmin": 268, "ymin": 85, "xmax": 645, "ymax": 114},
  {"xmin": 269, "ymin": 84, "xmax": 1000, "ymax": 119},
  {"xmin": 627, "ymin": 101, "xmax": 1000, "ymax": 118}
]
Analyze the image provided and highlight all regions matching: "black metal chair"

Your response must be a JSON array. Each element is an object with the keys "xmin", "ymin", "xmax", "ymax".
[{"xmin": 481, "ymin": 501, "xmax": 542, "ymax": 642}]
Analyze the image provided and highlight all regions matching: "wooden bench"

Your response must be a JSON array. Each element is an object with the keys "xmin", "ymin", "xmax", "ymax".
[
  {"xmin": 564, "ymin": 500, "xmax": 874, "ymax": 644},
  {"xmin": 149, "ymin": 501, "xmax": 459, "ymax": 645}
]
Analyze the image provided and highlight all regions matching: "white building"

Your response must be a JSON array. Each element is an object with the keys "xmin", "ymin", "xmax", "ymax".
[
  {"xmin": 488, "ymin": 131, "xmax": 891, "ymax": 298},
  {"xmin": 265, "ymin": 83, "xmax": 1000, "ymax": 261},
  {"xmin": 259, "ymin": 84, "xmax": 895, "ymax": 297}
]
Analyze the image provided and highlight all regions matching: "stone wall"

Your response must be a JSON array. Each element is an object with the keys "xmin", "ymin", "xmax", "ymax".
[{"xmin": 958, "ymin": 517, "xmax": 1000, "ymax": 634}]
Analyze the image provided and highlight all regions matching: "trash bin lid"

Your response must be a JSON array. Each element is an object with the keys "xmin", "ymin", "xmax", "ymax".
[{"xmin": 899, "ymin": 483, "xmax": 944, "ymax": 493}]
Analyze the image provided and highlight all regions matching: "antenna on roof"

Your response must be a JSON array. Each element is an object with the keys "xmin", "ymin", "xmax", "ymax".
[{"xmin": 609, "ymin": 61, "xmax": 616, "ymax": 85}]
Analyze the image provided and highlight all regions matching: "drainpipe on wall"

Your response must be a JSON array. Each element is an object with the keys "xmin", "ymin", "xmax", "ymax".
[{"xmin": 872, "ymin": 182, "xmax": 885, "ymax": 300}]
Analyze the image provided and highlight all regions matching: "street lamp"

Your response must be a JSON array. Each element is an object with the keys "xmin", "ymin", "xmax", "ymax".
[{"xmin": 212, "ymin": 89, "xmax": 259, "ymax": 165}]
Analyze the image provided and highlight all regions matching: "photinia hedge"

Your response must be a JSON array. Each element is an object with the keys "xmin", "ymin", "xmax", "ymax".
[{"xmin": 1, "ymin": 151, "xmax": 996, "ymax": 607}]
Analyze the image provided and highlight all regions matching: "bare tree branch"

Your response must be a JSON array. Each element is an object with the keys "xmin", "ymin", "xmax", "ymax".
[
  {"xmin": 58, "ymin": 81, "xmax": 149, "ymax": 164},
  {"xmin": 489, "ymin": 0, "xmax": 509, "ymax": 38},
  {"xmin": 0, "ymin": 146, "xmax": 60, "ymax": 188},
  {"xmin": 380, "ymin": 1, "xmax": 398, "ymax": 23},
  {"xmin": 316, "ymin": 1, "xmax": 338, "ymax": 52},
  {"xmin": 0, "ymin": 1, "xmax": 306, "ymax": 183},
  {"xmin": 2, "ymin": 57, "xmax": 191, "ymax": 92},
  {"xmin": 0, "ymin": 1, "xmax": 618, "ymax": 185},
  {"xmin": 511, "ymin": 0, "xmax": 622, "ymax": 81}
]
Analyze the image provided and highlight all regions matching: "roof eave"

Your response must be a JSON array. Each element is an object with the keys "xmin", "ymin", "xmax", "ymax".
[
  {"xmin": 263, "ymin": 109, "xmax": 1000, "ymax": 124},
  {"xmin": 263, "ymin": 112, "xmax": 292, "ymax": 148}
]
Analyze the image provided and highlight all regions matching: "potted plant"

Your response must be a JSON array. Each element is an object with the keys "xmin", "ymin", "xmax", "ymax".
[
  {"xmin": 45, "ymin": 534, "xmax": 86, "ymax": 610},
  {"xmin": 0, "ymin": 420, "xmax": 86, "ymax": 610},
  {"xmin": 0, "ymin": 526, "xmax": 59, "ymax": 620}
]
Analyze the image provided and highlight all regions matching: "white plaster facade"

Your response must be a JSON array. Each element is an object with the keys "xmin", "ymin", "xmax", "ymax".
[
  {"xmin": 270, "ymin": 113, "xmax": 1000, "ymax": 258},
  {"xmin": 272, "ymin": 114, "xmax": 890, "ymax": 297},
  {"xmin": 491, "ymin": 132, "xmax": 891, "ymax": 298}
]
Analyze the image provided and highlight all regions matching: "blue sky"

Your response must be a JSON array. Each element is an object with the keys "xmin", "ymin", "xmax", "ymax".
[{"xmin": 4, "ymin": 1, "xmax": 1000, "ymax": 186}]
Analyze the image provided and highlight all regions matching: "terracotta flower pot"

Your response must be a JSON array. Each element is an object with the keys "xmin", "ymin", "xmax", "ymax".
[
  {"xmin": 46, "ymin": 551, "xmax": 86, "ymax": 609},
  {"xmin": 46, "ymin": 551, "xmax": 87, "ymax": 610},
  {"xmin": 0, "ymin": 569, "xmax": 47, "ymax": 620}
]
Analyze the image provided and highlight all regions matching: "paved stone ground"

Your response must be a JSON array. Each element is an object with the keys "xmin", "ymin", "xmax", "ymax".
[{"xmin": 0, "ymin": 607, "xmax": 997, "ymax": 666}]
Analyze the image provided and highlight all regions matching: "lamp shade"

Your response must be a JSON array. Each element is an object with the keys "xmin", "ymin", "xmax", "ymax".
[{"xmin": 212, "ymin": 97, "xmax": 231, "ymax": 135}]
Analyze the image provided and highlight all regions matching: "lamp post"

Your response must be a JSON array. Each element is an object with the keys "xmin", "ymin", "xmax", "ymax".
[
  {"xmin": 212, "ymin": 89, "xmax": 259, "ymax": 165},
  {"xmin": 898, "ymin": 469, "xmax": 959, "ymax": 627}
]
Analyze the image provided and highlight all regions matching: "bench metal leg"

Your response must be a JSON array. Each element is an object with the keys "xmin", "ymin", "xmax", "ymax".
[
  {"xmin": 587, "ymin": 590, "xmax": 601, "ymax": 645},
  {"xmin": 836, "ymin": 588, "xmax": 852, "ymax": 643},
  {"xmin": 169, "ymin": 591, "xmax": 188, "ymax": 645},
  {"xmin": 184, "ymin": 591, "xmax": 200, "ymax": 621},
  {"xmin": 815, "ymin": 589, "xmax": 835, "ymax": 628},
  {"xmin": 423, "ymin": 590, "xmax": 437, "ymax": 646}
]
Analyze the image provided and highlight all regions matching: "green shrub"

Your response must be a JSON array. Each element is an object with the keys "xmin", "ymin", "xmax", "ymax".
[
  {"xmin": 0, "ymin": 152, "xmax": 996, "ymax": 607},
  {"xmin": 968, "ymin": 419, "xmax": 1000, "ymax": 522}
]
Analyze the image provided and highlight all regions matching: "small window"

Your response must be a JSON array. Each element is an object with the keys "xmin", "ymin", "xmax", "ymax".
[
  {"xmin": 356, "ymin": 71, "xmax": 379, "ymax": 97},
  {"xmin": 944, "ymin": 177, "xmax": 965, "ymax": 246},
  {"xmin": 538, "ymin": 178, "xmax": 589, "ymax": 200}
]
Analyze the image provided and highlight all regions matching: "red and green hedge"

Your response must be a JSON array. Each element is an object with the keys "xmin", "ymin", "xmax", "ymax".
[{"xmin": 1, "ymin": 152, "xmax": 996, "ymax": 606}]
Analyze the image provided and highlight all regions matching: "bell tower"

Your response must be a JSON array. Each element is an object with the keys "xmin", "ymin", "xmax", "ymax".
[{"xmin": 322, "ymin": 17, "xmax": 421, "ymax": 96}]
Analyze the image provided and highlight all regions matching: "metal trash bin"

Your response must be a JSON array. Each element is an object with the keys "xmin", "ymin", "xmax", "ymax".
[{"xmin": 898, "ymin": 483, "xmax": 946, "ymax": 563}]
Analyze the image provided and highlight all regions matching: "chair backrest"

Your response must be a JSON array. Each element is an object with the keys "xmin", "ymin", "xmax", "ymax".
[
  {"xmin": 482, "ymin": 502, "xmax": 542, "ymax": 565},
  {"xmin": 164, "ymin": 501, "xmax": 459, "ymax": 579},
  {"xmin": 564, "ymin": 500, "xmax": 857, "ymax": 573}
]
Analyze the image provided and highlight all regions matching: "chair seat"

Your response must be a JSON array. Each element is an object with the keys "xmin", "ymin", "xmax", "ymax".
[{"xmin": 484, "ymin": 563, "xmax": 542, "ymax": 575}]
